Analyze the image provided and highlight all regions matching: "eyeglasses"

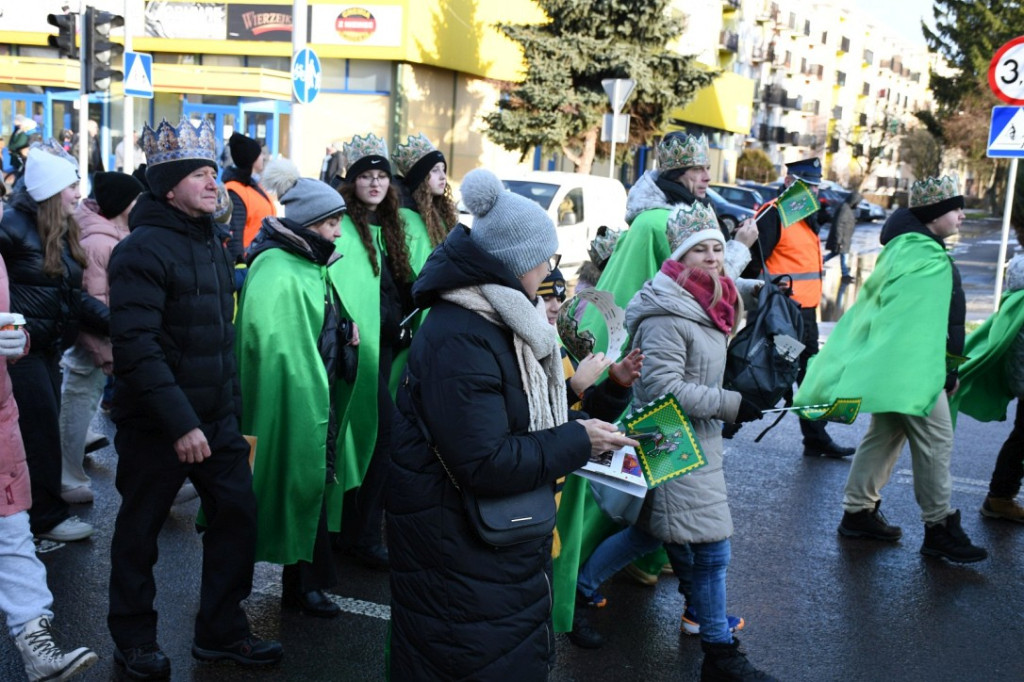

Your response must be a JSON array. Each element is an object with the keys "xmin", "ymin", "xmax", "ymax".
[
  {"xmin": 356, "ymin": 173, "xmax": 389, "ymax": 185},
  {"xmin": 547, "ymin": 253, "xmax": 562, "ymax": 273}
]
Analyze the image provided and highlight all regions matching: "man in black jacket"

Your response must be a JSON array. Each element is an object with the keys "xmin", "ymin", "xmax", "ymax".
[{"xmin": 106, "ymin": 117, "xmax": 282, "ymax": 680}]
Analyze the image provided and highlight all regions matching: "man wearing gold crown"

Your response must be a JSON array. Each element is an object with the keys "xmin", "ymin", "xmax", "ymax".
[
  {"xmin": 795, "ymin": 173, "xmax": 987, "ymax": 564},
  {"xmin": 106, "ymin": 117, "xmax": 283, "ymax": 679}
]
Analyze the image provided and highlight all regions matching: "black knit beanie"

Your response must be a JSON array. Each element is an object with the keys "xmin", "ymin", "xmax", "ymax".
[
  {"xmin": 345, "ymin": 155, "xmax": 391, "ymax": 182},
  {"xmin": 93, "ymin": 171, "xmax": 145, "ymax": 218},
  {"xmin": 403, "ymin": 150, "xmax": 445, "ymax": 194},
  {"xmin": 229, "ymin": 132, "xmax": 262, "ymax": 170},
  {"xmin": 910, "ymin": 195, "xmax": 964, "ymax": 225}
]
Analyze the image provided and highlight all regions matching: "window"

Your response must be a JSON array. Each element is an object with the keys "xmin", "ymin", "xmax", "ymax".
[
  {"xmin": 247, "ymin": 56, "xmax": 289, "ymax": 71},
  {"xmin": 321, "ymin": 59, "xmax": 392, "ymax": 93}
]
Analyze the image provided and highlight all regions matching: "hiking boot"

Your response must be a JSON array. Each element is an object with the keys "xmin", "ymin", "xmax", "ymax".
[
  {"xmin": 575, "ymin": 586, "xmax": 607, "ymax": 609},
  {"xmin": 837, "ymin": 501, "xmax": 902, "ymax": 541},
  {"xmin": 623, "ymin": 563, "xmax": 659, "ymax": 586},
  {"xmin": 681, "ymin": 604, "xmax": 745, "ymax": 636},
  {"xmin": 15, "ymin": 616, "xmax": 98, "ymax": 682},
  {"xmin": 113, "ymin": 643, "xmax": 170, "ymax": 680},
  {"xmin": 36, "ymin": 517, "xmax": 94, "ymax": 543},
  {"xmin": 921, "ymin": 510, "xmax": 988, "ymax": 563},
  {"xmin": 191, "ymin": 634, "xmax": 283, "ymax": 666},
  {"xmin": 980, "ymin": 496, "xmax": 1024, "ymax": 523},
  {"xmin": 566, "ymin": 615, "xmax": 605, "ymax": 649},
  {"xmin": 803, "ymin": 440, "xmax": 855, "ymax": 458},
  {"xmin": 700, "ymin": 637, "xmax": 779, "ymax": 681}
]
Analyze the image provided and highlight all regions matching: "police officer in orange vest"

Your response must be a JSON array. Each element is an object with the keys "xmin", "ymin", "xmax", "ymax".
[
  {"xmin": 223, "ymin": 132, "xmax": 275, "ymax": 287},
  {"xmin": 745, "ymin": 157, "xmax": 855, "ymax": 458}
]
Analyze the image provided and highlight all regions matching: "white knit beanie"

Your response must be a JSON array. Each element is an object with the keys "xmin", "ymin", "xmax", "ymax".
[
  {"xmin": 25, "ymin": 147, "xmax": 79, "ymax": 202},
  {"xmin": 462, "ymin": 169, "xmax": 558, "ymax": 277}
]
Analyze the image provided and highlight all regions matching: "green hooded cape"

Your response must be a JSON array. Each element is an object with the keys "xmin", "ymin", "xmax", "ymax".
[
  {"xmin": 795, "ymin": 232, "xmax": 952, "ymax": 416},
  {"xmin": 949, "ymin": 289, "xmax": 1024, "ymax": 424},
  {"xmin": 236, "ymin": 247, "xmax": 342, "ymax": 564},
  {"xmin": 325, "ymin": 214, "xmax": 385, "ymax": 531}
]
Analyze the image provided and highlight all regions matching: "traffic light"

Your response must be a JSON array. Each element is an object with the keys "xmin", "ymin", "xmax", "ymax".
[
  {"xmin": 83, "ymin": 6, "xmax": 124, "ymax": 93},
  {"xmin": 47, "ymin": 12, "xmax": 78, "ymax": 59}
]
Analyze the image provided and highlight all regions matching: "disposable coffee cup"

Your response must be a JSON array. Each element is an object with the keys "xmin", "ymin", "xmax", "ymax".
[{"xmin": 1, "ymin": 313, "xmax": 25, "ymax": 330}]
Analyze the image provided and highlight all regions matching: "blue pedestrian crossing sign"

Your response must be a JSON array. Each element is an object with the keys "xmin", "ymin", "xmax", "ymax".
[
  {"xmin": 291, "ymin": 48, "xmax": 322, "ymax": 105},
  {"xmin": 123, "ymin": 52, "xmax": 154, "ymax": 99},
  {"xmin": 988, "ymin": 106, "xmax": 1024, "ymax": 158}
]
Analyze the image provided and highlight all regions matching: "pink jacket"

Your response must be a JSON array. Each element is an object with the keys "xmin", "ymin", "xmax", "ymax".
[
  {"xmin": 74, "ymin": 198, "xmax": 129, "ymax": 370},
  {"xmin": 0, "ymin": 254, "xmax": 31, "ymax": 517}
]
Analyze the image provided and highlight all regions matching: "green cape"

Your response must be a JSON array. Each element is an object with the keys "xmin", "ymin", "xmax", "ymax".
[
  {"xmin": 236, "ymin": 248, "xmax": 341, "ymax": 564},
  {"xmin": 949, "ymin": 289, "xmax": 1024, "ymax": 424},
  {"xmin": 325, "ymin": 214, "xmax": 384, "ymax": 531},
  {"xmin": 795, "ymin": 232, "xmax": 952, "ymax": 416},
  {"xmin": 389, "ymin": 207, "xmax": 435, "ymax": 396}
]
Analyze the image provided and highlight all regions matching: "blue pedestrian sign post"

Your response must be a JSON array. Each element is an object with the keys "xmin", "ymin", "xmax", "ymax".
[
  {"xmin": 123, "ymin": 51, "xmax": 153, "ymax": 99},
  {"xmin": 987, "ymin": 106, "xmax": 1024, "ymax": 158},
  {"xmin": 291, "ymin": 48, "xmax": 321, "ymax": 105}
]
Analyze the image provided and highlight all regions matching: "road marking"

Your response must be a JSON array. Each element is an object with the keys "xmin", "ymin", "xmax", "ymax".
[
  {"xmin": 252, "ymin": 565, "xmax": 391, "ymax": 620},
  {"xmin": 894, "ymin": 469, "xmax": 989, "ymax": 495}
]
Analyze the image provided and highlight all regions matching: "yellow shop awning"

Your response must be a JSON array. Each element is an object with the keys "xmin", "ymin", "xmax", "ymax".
[{"xmin": 669, "ymin": 71, "xmax": 755, "ymax": 135}]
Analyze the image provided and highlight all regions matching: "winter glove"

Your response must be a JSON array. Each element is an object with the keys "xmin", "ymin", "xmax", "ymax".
[
  {"xmin": 735, "ymin": 398, "xmax": 763, "ymax": 424},
  {"xmin": 0, "ymin": 313, "xmax": 27, "ymax": 357}
]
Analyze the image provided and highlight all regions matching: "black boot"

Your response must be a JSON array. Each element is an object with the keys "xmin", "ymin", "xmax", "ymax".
[
  {"xmin": 566, "ymin": 615, "xmax": 605, "ymax": 649},
  {"xmin": 837, "ymin": 500, "xmax": 902, "ymax": 541},
  {"xmin": 700, "ymin": 638, "xmax": 778, "ymax": 682},
  {"xmin": 921, "ymin": 510, "xmax": 988, "ymax": 563}
]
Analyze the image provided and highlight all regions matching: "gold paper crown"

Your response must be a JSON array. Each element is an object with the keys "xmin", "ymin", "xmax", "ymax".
[
  {"xmin": 343, "ymin": 133, "xmax": 389, "ymax": 170},
  {"xmin": 30, "ymin": 138, "xmax": 79, "ymax": 169},
  {"xmin": 391, "ymin": 133, "xmax": 438, "ymax": 178},
  {"xmin": 909, "ymin": 173, "xmax": 961, "ymax": 208},
  {"xmin": 588, "ymin": 225, "xmax": 622, "ymax": 267},
  {"xmin": 657, "ymin": 133, "xmax": 709, "ymax": 171},
  {"xmin": 666, "ymin": 201, "xmax": 719, "ymax": 251},
  {"xmin": 140, "ymin": 116, "xmax": 217, "ymax": 167}
]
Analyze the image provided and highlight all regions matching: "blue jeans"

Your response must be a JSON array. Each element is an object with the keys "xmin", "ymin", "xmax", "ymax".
[
  {"xmin": 577, "ymin": 525, "xmax": 662, "ymax": 597},
  {"xmin": 689, "ymin": 538, "xmax": 732, "ymax": 644}
]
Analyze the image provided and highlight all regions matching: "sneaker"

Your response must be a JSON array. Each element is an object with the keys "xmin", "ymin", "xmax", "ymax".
[
  {"xmin": 566, "ymin": 615, "xmax": 605, "ymax": 649},
  {"xmin": 837, "ymin": 501, "xmax": 902, "ymax": 541},
  {"xmin": 36, "ymin": 517, "xmax": 94, "ymax": 543},
  {"xmin": 15, "ymin": 616, "xmax": 98, "ymax": 682},
  {"xmin": 700, "ymin": 637, "xmax": 779, "ymax": 681},
  {"xmin": 980, "ymin": 496, "xmax": 1024, "ymax": 523},
  {"xmin": 113, "ymin": 643, "xmax": 171, "ymax": 680},
  {"xmin": 60, "ymin": 486, "xmax": 94, "ymax": 505},
  {"xmin": 172, "ymin": 482, "xmax": 199, "ymax": 506},
  {"xmin": 921, "ymin": 510, "xmax": 988, "ymax": 563},
  {"xmin": 191, "ymin": 634, "xmax": 283, "ymax": 666},
  {"xmin": 681, "ymin": 604, "xmax": 745, "ymax": 636},
  {"xmin": 575, "ymin": 586, "xmax": 607, "ymax": 609},
  {"xmin": 623, "ymin": 563, "xmax": 659, "ymax": 586}
]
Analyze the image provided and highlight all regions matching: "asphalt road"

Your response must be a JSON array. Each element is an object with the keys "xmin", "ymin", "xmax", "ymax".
[{"xmin": 2, "ymin": 216, "xmax": 1020, "ymax": 682}]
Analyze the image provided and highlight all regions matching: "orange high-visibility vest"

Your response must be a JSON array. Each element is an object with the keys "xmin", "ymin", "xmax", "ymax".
[
  {"xmin": 224, "ymin": 180, "xmax": 275, "ymax": 249},
  {"xmin": 763, "ymin": 200, "xmax": 823, "ymax": 309}
]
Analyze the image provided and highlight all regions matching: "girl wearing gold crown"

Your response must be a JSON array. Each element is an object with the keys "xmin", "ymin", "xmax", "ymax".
[{"xmin": 328, "ymin": 133, "xmax": 413, "ymax": 569}]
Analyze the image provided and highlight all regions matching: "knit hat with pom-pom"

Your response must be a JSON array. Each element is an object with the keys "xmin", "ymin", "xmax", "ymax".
[
  {"xmin": 262, "ymin": 157, "xmax": 346, "ymax": 228},
  {"xmin": 462, "ymin": 168, "xmax": 558, "ymax": 277}
]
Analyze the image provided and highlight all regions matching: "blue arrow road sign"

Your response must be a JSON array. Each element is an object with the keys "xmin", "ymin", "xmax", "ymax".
[
  {"xmin": 123, "ymin": 51, "xmax": 154, "ymax": 99},
  {"xmin": 988, "ymin": 106, "xmax": 1024, "ymax": 157},
  {"xmin": 291, "ymin": 48, "xmax": 321, "ymax": 105}
]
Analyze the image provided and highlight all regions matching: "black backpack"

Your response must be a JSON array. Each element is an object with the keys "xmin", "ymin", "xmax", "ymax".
[{"xmin": 723, "ymin": 266, "xmax": 805, "ymax": 439}]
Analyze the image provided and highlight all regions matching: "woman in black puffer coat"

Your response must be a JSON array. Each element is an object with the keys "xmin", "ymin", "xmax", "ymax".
[
  {"xmin": 0, "ymin": 146, "xmax": 106, "ymax": 540},
  {"xmin": 387, "ymin": 169, "xmax": 634, "ymax": 681}
]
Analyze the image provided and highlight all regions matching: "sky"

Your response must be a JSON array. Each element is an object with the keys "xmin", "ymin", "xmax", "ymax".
[{"xmin": 854, "ymin": 0, "xmax": 935, "ymax": 48}]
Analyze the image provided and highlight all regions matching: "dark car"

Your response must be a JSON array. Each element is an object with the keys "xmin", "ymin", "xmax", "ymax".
[
  {"xmin": 709, "ymin": 183, "xmax": 764, "ymax": 212},
  {"xmin": 737, "ymin": 180, "xmax": 782, "ymax": 204},
  {"xmin": 706, "ymin": 186, "xmax": 755, "ymax": 233}
]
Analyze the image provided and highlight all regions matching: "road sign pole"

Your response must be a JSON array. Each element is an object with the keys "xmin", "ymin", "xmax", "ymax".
[
  {"xmin": 289, "ymin": 0, "xmax": 307, "ymax": 170},
  {"xmin": 122, "ymin": 0, "xmax": 134, "ymax": 172},
  {"xmin": 995, "ymin": 157, "xmax": 1018, "ymax": 311},
  {"xmin": 609, "ymin": 116, "xmax": 617, "ymax": 180}
]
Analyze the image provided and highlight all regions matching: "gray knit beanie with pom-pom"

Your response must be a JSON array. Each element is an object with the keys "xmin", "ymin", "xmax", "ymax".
[
  {"xmin": 262, "ymin": 157, "xmax": 346, "ymax": 228},
  {"xmin": 462, "ymin": 168, "xmax": 558, "ymax": 277}
]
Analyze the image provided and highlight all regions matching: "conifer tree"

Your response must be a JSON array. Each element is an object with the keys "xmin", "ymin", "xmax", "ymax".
[{"xmin": 484, "ymin": 0, "xmax": 715, "ymax": 174}]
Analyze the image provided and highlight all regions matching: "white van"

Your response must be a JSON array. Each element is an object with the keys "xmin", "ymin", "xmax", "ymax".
[{"xmin": 459, "ymin": 171, "xmax": 628, "ymax": 267}]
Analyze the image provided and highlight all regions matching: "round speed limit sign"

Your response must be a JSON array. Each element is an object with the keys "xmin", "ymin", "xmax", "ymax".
[{"xmin": 990, "ymin": 36, "xmax": 1024, "ymax": 105}]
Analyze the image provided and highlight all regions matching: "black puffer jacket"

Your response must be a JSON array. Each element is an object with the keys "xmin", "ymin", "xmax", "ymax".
[
  {"xmin": 109, "ymin": 192, "xmax": 240, "ymax": 440},
  {"xmin": 0, "ymin": 191, "xmax": 108, "ymax": 355},
  {"xmin": 388, "ymin": 225, "xmax": 590, "ymax": 682},
  {"xmin": 881, "ymin": 207, "xmax": 965, "ymax": 391}
]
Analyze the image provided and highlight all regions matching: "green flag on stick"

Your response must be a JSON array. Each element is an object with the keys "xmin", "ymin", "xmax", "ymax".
[
  {"xmin": 764, "ymin": 397, "xmax": 862, "ymax": 424},
  {"xmin": 775, "ymin": 179, "xmax": 821, "ymax": 227}
]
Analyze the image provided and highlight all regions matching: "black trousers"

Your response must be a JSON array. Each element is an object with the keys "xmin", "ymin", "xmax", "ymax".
[
  {"xmin": 796, "ymin": 307, "xmax": 833, "ymax": 447},
  {"xmin": 107, "ymin": 414, "xmax": 257, "ymax": 649},
  {"xmin": 9, "ymin": 351, "xmax": 69, "ymax": 534},
  {"xmin": 353, "ymin": 345, "xmax": 394, "ymax": 549},
  {"xmin": 988, "ymin": 399, "xmax": 1024, "ymax": 499},
  {"xmin": 283, "ymin": 499, "xmax": 338, "ymax": 593}
]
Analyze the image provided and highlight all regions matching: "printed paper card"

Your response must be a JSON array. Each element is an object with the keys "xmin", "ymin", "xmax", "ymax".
[
  {"xmin": 619, "ymin": 394, "xmax": 706, "ymax": 487},
  {"xmin": 574, "ymin": 445, "xmax": 648, "ymax": 498}
]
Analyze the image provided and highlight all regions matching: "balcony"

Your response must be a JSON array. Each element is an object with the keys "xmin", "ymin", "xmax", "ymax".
[
  {"xmin": 835, "ymin": 71, "xmax": 847, "ymax": 87},
  {"xmin": 858, "ymin": 113, "xmax": 868, "ymax": 127},
  {"xmin": 773, "ymin": 126, "xmax": 787, "ymax": 143},
  {"xmin": 802, "ymin": 100, "xmax": 820, "ymax": 115},
  {"xmin": 783, "ymin": 94, "xmax": 803, "ymax": 110},
  {"xmin": 722, "ymin": 0, "xmax": 741, "ymax": 13},
  {"xmin": 837, "ymin": 36, "xmax": 850, "ymax": 54},
  {"xmin": 762, "ymin": 85, "xmax": 786, "ymax": 105},
  {"xmin": 719, "ymin": 30, "xmax": 740, "ymax": 53}
]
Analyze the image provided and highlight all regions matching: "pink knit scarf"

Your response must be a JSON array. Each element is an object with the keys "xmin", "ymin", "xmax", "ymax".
[{"xmin": 660, "ymin": 259, "xmax": 737, "ymax": 333}]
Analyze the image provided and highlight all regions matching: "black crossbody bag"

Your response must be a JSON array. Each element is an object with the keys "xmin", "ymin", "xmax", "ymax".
[{"xmin": 403, "ymin": 373, "xmax": 557, "ymax": 548}]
